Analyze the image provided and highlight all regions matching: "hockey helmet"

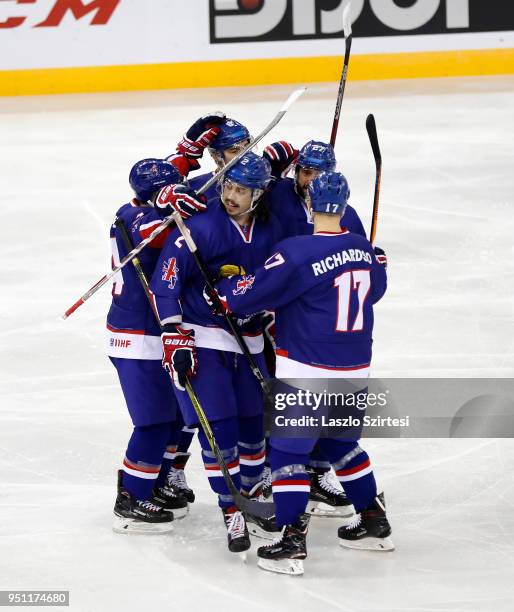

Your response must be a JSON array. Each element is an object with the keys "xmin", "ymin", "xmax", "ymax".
[
  {"xmin": 209, "ymin": 118, "xmax": 250, "ymax": 152},
  {"xmin": 297, "ymin": 140, "xmax": 336, "ymax": 172},
  {"xmin": 129, "ymin": 158, "xmax": 182, "ymax": 202},
  {"xmin": 307, "ymin": 171, "xmax": 349, "ymax": 216},
  {"xmin": 224, "ymin": 152, "xmax": 271, "ymax": 191}
]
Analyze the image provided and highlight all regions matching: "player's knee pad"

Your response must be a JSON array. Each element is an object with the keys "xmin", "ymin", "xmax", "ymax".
[
  {"xmin": 238, "ymin": 414, "xmax": 264, "ymax": 444},
  {"xmin": 126, "ymin": 422, "xmax": 174, "ymax": 464},
  {"xmin": 197, "ymin": 416, "xmax": 238, "ymax": 453}
]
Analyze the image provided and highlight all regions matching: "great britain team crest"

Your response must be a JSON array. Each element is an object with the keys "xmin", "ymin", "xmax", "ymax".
[{"xmin": 162, "ymin": 257, "xmax": 178, "ymax": 289}]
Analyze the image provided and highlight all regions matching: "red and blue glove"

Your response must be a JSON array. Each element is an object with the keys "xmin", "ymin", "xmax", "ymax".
[
  {"xmin": 161, "ymin": 326, "xmax": 198, "ymax": 391},
  {"xmin": 177, "ymin": 112, "xmax": 226, "ymax": 160},
  {"xmin": 374, "ymin": 246, "xmax": 387, "ymax": 268},
  {"xmin": 155, "ymin": 184, "xmax": 207, "ymax": 220},
  {"xmin": 202, "ymin": 284, "xmax": 229, "ymax": 315},
  {"xmin": 263, "ymin": 141, "xmax": 299, "ymax": 180}
]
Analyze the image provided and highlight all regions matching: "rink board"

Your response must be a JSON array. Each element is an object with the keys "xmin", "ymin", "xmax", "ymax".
[{"xmin": 2, "ymin": 47, "xmax": 514, "ymax": 96}]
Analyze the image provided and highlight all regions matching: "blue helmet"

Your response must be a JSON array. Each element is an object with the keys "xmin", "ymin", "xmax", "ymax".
[
  {"xmin": 129, "ymin": 158, "xmax": 182, "ymax": 202},
  {"xmin": 209, "ymin": 118, "xmax": 250, "ymax": 151},
  {"xmin": 297, "ymin": 140, "xmax": 336, "ymax": 172},
  {"xmin": 224, "ymin": 152, "xmax": 271, "ymax": 191},
  {"xmin": 308, "ymin": 171, "xmax": 349, "ymax": 215}
]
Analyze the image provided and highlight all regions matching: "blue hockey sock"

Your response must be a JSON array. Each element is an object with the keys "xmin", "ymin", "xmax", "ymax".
[
  {"xmin": 308, "ymin": 444, "xmax": 331, "ymax": 473},
  {"xmin": 122, "ymin": 422, "xmax": 173, "ymax": 500},
  {"xmin": 268, "ymin": 446, "xmax": 310, "ymax": 527},
  {"xmin": 320, "ymin": 439, "xmax": 377, "ymax": 512},
  {"xmin": 156, "ymin": 412, "xmax": 196, "ymax": 487},
  {"xmin": 238, "ymin": 415, "xmax": 265, "ymax": 494},
  {"xmin": 197, "ymin": 416, "xmax": 241, "ymax": 509}
]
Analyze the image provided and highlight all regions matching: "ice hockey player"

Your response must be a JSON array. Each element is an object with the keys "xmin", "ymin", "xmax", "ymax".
[
  {"xmin": 264, "ymin": 139, "xmax": 366, "ymax": 238},
  {"xmin": 187, "ymin": 117, "xmax": 251, "ymax": 200},
  {"xmin": 263, "ymin": 139, "xmax": 365, "ymax": 516},
  {"xmin": 149, "ymin": 152, "xmax": 282, "ymax": 555},
  {"xmin": 109, "ymin": 158, "xmax": 208, "ymax": 533},
  {"xmin": 213, "ymin": 171, "xmax": 393, "ymax": 574}
]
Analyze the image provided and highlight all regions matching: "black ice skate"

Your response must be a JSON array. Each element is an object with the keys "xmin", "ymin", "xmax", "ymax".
[
  {"xmin": 222, "ymin": 506, "xmax": 251, "ymax": 556},
  {"xmin": 151, "ymin": 476, "xmax": 189, "ymax": 520},
  {"xmin": 306, "ymin": 466, "xmax": 355, "ymax": 518},
  {"xmin": 337, "ymin": 492, "xmax": 394, "ymax": 551},
  {"xmin": 243, "ymin": 481, "xmax": 279, "ymax": 540},
  {"xmin": 167, "ymin": 453, "xmax": 195, "ymax": 503},
  {"xmin": 257, "ymin": 513, "xmax": 310, "ymax": 576},
  {"xmin": 113, "ymin": 470, "xmax": 174, "ymax": 534}
]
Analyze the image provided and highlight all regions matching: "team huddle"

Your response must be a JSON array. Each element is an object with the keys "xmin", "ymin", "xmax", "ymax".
[{"xmin": 106, "ymin": 112, "xmax": 393, "ymax": 575}]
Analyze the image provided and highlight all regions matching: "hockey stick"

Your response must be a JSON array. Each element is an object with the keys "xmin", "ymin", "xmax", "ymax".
[
  {"xmin": 330, "ymin": 1, "xmax": 353, "ymax": 148},
  {"xmin": 62, "ymin": 87, "xmax": 306, "ymax": 320},
  {"xmin": 366, "ymin": 114, "xmax": 382, "ymax": 244},
  {"xmin": 171, "ymin": 211, "xmax": 272, "ymax": 400},
  {"xmin": 116, "ymin": 218, "xmax": 276, "ymax": 520}
]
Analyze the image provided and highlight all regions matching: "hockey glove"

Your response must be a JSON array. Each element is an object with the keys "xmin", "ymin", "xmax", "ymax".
[
  {"xmin": 202, "ymin": 284, "xmax": 230, "ymax": 315},
  {"xmin": 155, "ymin": 184, "xmax": 207, "ymax": 220},
  {"xmin": 263, "ymin": 141, "xmax": 299, "ymax": 180},
  {"xmin": 374, "ymin": 246, "xmax": 387, "ymax": 269},
  {"xmin": 161, "ymin": 326, "xmax": 198, "ymax": 391},
  {"xmin": 177, "ymin": 112, "xmax": 226, "ymax": 159}
]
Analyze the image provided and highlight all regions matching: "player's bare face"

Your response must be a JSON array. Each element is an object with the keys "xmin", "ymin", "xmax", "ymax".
[
  {"xmin": 222, "ymin": 181, "xmax": 253, "ymax": 218},
  {"xmin": 297, "ymin": 167, "xmax": 320, "ymax": 198}
]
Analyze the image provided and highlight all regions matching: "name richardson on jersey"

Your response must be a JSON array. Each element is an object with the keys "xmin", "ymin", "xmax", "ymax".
[{"xmin": 312, "ymin": 249, "xmax": 373, "ymax": 276}]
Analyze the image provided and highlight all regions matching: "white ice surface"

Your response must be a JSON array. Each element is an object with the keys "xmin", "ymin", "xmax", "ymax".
[{"xmin": 1, "ymin": 76, "xmax": 514, "ymax": 611}]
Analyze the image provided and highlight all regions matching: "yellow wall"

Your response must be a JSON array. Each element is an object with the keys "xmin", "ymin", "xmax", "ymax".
[{"xmin": 1, "ymin": 48, "xmax": 513, "ymax": 96}]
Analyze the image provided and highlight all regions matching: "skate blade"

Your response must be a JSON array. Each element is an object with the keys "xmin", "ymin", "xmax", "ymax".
[
  {"xmin": 238, "ymin": 551, "xmax": 248, "ymax": 563},
  {"xmin": 338, "ymin": 536, "xmax": 395, "ymax": 552},
  {"xmin": 257, "ymin": 557, "xmax": 304, "ymax": 576},
  {"xmin": 248, "ymin": 523, "xmax": 280, "ymax": 540},
  {"xmin": 112, "ymin": 515, "xmax": 174, "ymax": 535},
  {"xmin": 306, "ymin": 501, "xmax": 355, "ymax": 518},
  {"xmin": 164, "ymin": 505, "xmax": 188, "ymax": 520}
]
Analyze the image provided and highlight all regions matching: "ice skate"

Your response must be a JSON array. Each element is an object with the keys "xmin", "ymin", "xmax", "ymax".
[
  {"xmin": 167, "ymin": 453, "xmax": 195, "ymax": 503},
  {"xmin": 113, "ymin": 470, "xmax": 174, "ymax": 534},
  {"xmin": 151, "ymin": 475, "xmax": 189, "ymax": 519},
  {"xmin": 222, "ymin": 506, "xmax": 251, "ymax": 555},
  {"xmin": 257, "ymin": 513, "xmax": 310, "ymax": 576},
  {"xmin": 338, "ymin": 492, "xmax": 394, "ymax": 551},
  {"xmin": 306, "ymin": 466, "xmax": 355, "ymax": 518}
]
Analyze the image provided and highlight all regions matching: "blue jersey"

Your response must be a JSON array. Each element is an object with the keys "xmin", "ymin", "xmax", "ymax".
[
  {"xmin": 188, "ymin": 171, "xmax": 219, "ymax": 202},
  {"xmin": 107, "ymin": 201, "xmax": 171, "ymax": 359},
  {"xmin": 217, "ymin": 230, "xmax": 386, "ymax": 377},
  {"xmin": 150, "ymin": 199, "xmax": 283, "ymax": 355},
  {"xmin": 268, "ymin": 177, "xmax": 366, "ymax": 239}
]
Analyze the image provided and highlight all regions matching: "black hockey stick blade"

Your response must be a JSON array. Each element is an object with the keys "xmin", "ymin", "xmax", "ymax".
[{"xmin": 366, "ymin": 114, "xmax": 382, "ymax": 166}]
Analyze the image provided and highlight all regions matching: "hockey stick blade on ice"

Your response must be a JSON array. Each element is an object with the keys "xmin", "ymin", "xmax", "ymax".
[
  {"xmin": 330, "ymin": 1, "xmax": 352, "ymax": 147},
  {"xmin": 62, "ymin": 87, "xmax": 307, "ymax": 320},
  {"xmin": 115, "ymin": 218, "xmax": 276, "ymax": 520},
  {"xmin": 366, "ymin": 113, "xmax": 382, "ymax": 244}
]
